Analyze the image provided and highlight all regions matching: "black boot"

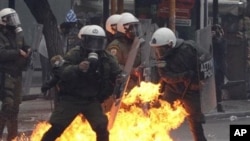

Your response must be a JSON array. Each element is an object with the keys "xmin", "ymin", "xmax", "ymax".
[
  {"xmin": 41, "ymin": 125, "xmax": 64, "ymax": 141},
  {"xmin": 95, "ymin": 124, "xmax": 109, "ymax": 141},
  {"xmin": 217, "ymin": 103, "xmax": 225, "ymax": 112},
  {"xmin": 0, "ymin": 115, "xmax": 7, "ymax": 140},
  {"xmin": 188, "ymin": 121, "xmax": 207, "ymax": 141},
  {"xmin": 6, "ymin": 119, "xmax": 18, "ymax": 141}
]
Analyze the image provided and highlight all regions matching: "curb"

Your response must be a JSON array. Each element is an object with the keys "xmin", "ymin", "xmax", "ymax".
[
  {"xmin": 205, "ymin": 111, "xmax": 250, "ymax": 120},
  {"xmin": 22, "ymin": 94, "xmax": 41, "ymax": 101}
]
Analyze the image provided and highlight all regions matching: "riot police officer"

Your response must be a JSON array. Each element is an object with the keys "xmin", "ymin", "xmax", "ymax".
[
  {"xmin": 41, "ymin": 25, "xmax": 122, "ymax": 141},
  {"xmin": 0, "ymin": 8, "xmax": 31, "ymax": 141},
  {"xmin": 106, "ymin": 13, "xmax": 143, "ymax": 91},
  {"xmin": 105, "ymin": 14, "xmax": 121, "ymax": 44},
  {"xmin": 150, "ymin": 27, "xmax": 208, "ymax": 141},
  {"xmin": 212, "ymin": 24, "xmax": 226, "ymax": 112}
]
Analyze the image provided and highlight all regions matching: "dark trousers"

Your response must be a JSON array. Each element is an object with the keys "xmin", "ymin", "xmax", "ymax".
[
  {"xmin": 39, "ymin": 54, "xmax": 50, "ymax": 84},
  {"xmin": 214, "ymin": 69, "xmax": 224, "ymax": 104},
  {"xmin": 0, "ymin": 76, "xmax": 22, "ymax": 141},
  {"xmin": 163, "ymin": 90, "xmax": 207, "ymax": 141},
  {"xmin": 41, "ymin": 98, "xmax": 109, "ymax": 141}
]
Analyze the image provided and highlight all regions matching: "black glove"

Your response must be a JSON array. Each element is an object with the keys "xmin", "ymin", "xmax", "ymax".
[
  {"xmin": 183, "ymin": 70, "xmax": 195, "ymax": 80},
  {"xmin": 97, "ymin": 96, "xmax": 107, "ymax": 103},
  {"xmin": 113, "ymin": 73, "xmax": 127, "ymax": 98}
]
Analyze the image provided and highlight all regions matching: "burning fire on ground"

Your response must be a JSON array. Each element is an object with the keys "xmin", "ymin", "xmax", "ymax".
[{"xmin": 28, "ymin": 81, "xmax": 188, "ymax": 141}]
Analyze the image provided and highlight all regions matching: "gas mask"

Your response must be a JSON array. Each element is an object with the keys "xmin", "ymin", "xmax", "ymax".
[
  {"xmin": 82, "ymin": 35, "xmax": 107, "ymax": 51},
  {"xmin": 154, "ymin": 44, "xmax": 172, "ymax": 59},
  {"xmin": 3, "ymin": 13, "xmax": 22, "ymax": 33},
  {"xmin": 81, "ymin": 34, "xmax": 107, "ymax": 69},
  {"xmin": 51, "ymin": 55, "xmax": 65, "ymax": 68},
  {"xmin": 88, "ymin": 52, "xmax": 98, "ymax": 63},
  {"xmin": 124, "ymin": 23, "xmax": 142, "ymax": 39},
  {"xmin": 87, "ymin": 51, "xmax": 99, "ymax": 73}
]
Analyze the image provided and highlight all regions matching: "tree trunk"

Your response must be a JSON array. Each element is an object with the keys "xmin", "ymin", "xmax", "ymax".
[{"xmin": 24, "ymin": 0, "xmax": 64, "ymax": 59}]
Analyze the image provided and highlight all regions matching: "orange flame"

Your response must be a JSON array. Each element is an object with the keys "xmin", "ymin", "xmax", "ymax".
[{"xmin": 30, "ymin": 81, "xmax": 188, "ymax": 141}]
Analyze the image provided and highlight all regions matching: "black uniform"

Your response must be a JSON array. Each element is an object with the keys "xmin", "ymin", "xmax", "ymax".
[
  {"xmin": 0, "ymin": 25, "xmax": 30, "ymax": 141},
  {"xmin": 41, "ymin": 46, "xmax": 122, "ymax": 141},
  {"xmin": 159, "ymin": 39, "xmax": 207, "ymax": 141},
  {"xmin": 212, "ymin": 24, "xmax": 226, "ymax": 112}
]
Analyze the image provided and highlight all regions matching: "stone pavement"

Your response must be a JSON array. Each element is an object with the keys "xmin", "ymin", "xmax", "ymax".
[{"xmin": 205, "ymin": 99, "xmax": 250, "ymax": 120}]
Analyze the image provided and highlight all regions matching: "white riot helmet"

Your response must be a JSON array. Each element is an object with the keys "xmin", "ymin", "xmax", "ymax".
[
  {"xmin": 0, "ymin": 8, "xmax": 21, "ymax": 26},
  {"xmin": 105, "ymin": 14, "xmax": 121, "ymax": 35},
  {"xmin": 78, "ymin": 25, "xmax": 90, "ymax": 39},
  {"xmin": 150, "ymin": 27, "xmax": 176, "ymax": 47},
  {"xmin": 121, "ymin": 12, "xmax": 134, "ymax": 17},
  {"xmin": 80, "ymin": 25, "xmax": 107, "ymax": 51},
  {"xmin": 150, "ymin": 27, "xmax": 177, "ymax": 58},
  {"xmin": 117, "ymin": 14, "xmax": 142, "ymax": 39}
]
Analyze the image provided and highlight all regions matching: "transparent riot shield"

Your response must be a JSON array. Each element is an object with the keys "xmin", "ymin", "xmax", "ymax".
[
  {"xmin": 139, "ymin": 19, "xmax": 159, "ymax": 83},
  {"xmin": 22, "ymin": 24, "xmax": 44, "ymax": 96},
  {"xmin": 196, "ymin": 25, "xmax": 217, "ymax": 113}
]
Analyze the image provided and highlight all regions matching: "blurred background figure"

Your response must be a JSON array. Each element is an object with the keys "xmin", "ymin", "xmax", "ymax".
[
  {"xmin": 238, "ymin": 1, "xmax": 250, "ymax": 97},
  {"xmin": 41, "ymin": 55, "xmax": 64, "ymax": 107},
  {"xmin": 212, "ymin": 24, "xmax": 226, "ymax": 112},
  {"xmin": 59, "ymin": 9, "xmax": 83, "ymax": 53}
]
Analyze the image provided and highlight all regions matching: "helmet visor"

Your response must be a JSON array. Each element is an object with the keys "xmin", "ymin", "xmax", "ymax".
[
  {"xmin": 2, "ymin": 13, "xmax": 20, "ymax": 26},
  {"xmin": 124, "ymin": 23, "xmax": 142, "ymax": 38},
  {"xmin": 154, "ymin": 45, "xmax": 172, "ymax": 59},
  {"xmin": 82, "ymin": 35, "xmax": 107, "ymax": 51},
  {"xmin": 111, "ymin": 24, "xmax": 117, "ymax": 34}
]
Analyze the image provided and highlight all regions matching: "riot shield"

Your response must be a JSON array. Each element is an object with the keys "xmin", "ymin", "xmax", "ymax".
[
  {"xmin": 22, "ymin": 24, "xmax": 44, "ymax": 96},
  {"xmin": 196, "ymin": 26, "xmax": 217, "ymax": 113},
  {"xmin": 139, "ymin": 19, "xmax": 159, "ymax": 83},
  {"xmin": 108, "ymin": 37, "xmax": 143, "ymax": 130}
]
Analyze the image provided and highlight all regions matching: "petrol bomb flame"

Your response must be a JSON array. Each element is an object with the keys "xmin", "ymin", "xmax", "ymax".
[{"xmin": 29, "ymin": 81, "xmax": 188, "ymax": 141}]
